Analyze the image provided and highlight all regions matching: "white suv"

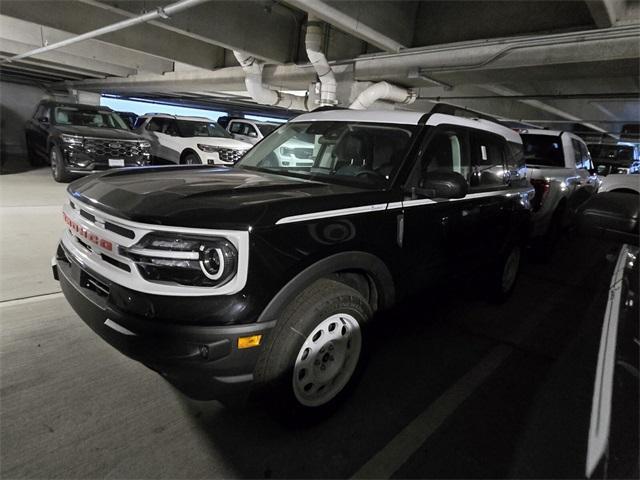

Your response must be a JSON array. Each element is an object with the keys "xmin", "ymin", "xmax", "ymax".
[
  {"xmin": 225, "ymin": 118, "xmax": 315, "ymax": 168},
  {"xmin": 134, "ymin": 114, "xmax": 252, "ymax": 165}
]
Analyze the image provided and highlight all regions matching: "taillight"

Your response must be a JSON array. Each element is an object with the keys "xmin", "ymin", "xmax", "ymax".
[{"xmin": 530, "ymin": 178, "xmax": 550, "ymax": 212}]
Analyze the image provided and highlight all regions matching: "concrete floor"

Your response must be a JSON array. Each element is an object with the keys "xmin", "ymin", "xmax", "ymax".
[{"xmin": 0, "ymin": 166, "xmax": 614, "ymax": 478}]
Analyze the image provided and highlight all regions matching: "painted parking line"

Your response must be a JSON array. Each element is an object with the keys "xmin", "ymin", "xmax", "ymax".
[
  {"xmin": 0, "ymin": 291, "xmax": 63, "ymax": 308},
  {"xmin": 352, "ymin": 345, "xmax": 513, "ymax": 479}
]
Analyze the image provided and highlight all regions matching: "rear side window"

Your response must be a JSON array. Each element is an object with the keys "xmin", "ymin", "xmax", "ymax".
[
  {"xmin": 506, "ymin": 141, "xmax": 526, "ymax": 182},
  {"xmin": 146, "ymin": 117, "xmax": 167, "ymax": 132},
  {"xmin": 469, "ymin": 131, "xmax": 507, "ymax": 189},
  {"xmin": 521, "ymin": 134, "xmax": 564, "ymax": 167}
]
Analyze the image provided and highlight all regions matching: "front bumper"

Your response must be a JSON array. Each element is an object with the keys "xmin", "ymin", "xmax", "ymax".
[{"xmin": 53, "ymin": 244, "xmax": 274, "ymax": 402}]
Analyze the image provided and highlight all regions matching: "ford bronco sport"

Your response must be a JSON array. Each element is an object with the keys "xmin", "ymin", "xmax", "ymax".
[{"xmin": 53, "ymin": 105, "xmax": 532, "ymax": 414}]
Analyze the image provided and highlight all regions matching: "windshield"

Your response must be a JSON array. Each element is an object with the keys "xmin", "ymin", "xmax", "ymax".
[
  {"xmin": 176, "ymin": 120, "xmax": 231, "ymax": 138},
  {"xmin": 588, "ymin": 145, "xmax": 634, "ymax": 163},
  {"xmin": 257, "ymin": 124, "xmax": 279, "ymax": 136},
  {"xmin": 236, "ymin": 121, "xmax": 417, "ymax": 189},
  {"xmin": 54, "ymin": 107, "xmax": 128, "ymax": 130},
  {"xmin": 521, "ymin": 134, "xmax": 564, "ymax": 167}
]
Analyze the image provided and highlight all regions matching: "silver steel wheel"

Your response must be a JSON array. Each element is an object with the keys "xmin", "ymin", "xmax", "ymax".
[
  {"xmin": 292, "ymin": 313, "xmax": 362, "ymax": 407},
  {"xmin": 501, "ymin": 247, "xmax": 521, "ymax": 293}
]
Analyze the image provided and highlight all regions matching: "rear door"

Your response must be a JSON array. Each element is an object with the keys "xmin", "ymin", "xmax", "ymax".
[{"xmin": 466, "ymin": 128, "xmax": 513, "ymax": 263}]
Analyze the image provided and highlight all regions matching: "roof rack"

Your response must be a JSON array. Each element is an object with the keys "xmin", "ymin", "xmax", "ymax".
[{"xmin": 430, "ymin": 103, "xmax": 508, "ymax": 127}]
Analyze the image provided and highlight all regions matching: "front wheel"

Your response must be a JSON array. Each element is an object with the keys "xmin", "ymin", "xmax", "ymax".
[
  {"xmin": 181, "ymin": 152, "xmax": 202, "ymax": 165},
  {"xmin": 254, "ymin": 278, "xmax": 371, "ymax": 419},
  {"xmin": 50, "ymin": 146, "xmax": 72, "ymax": 183}
]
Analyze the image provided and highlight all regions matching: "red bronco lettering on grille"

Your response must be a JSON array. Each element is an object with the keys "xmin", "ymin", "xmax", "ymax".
[{"xmin": 63, "ymin": 212, "xmax": 113, "ymax": 251}]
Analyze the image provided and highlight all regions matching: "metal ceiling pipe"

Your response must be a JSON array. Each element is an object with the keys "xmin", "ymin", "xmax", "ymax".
[
  {"xmin": 350, "ymin": 81, "xmax": 416, "ymax": 110},
  {"xmin": 305, "ymin": 15, "xmax": 337, "ymax": 107},
  {"xmin": 233, "ymin": 51, "xmax": 308, "ymax": 111},
  {"xmin": 1, "ymin": 0, "xmax": 209, "ymax": 64}
]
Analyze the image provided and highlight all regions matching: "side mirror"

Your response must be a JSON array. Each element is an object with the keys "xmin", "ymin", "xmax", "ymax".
[
  {"xmin": 415, "ymin": 171, "xmax": 468, "ymax": 199},
  {"xmin": 588, "ymin": 168, "xmax": 597, "ymax": 175},
  {"xmin": 38, "ymin": 117, "xmax": 49, "ymax": 124},
  {"xmin": 577, "ymin": 192, "xmax": 639, "ymax": 245}
]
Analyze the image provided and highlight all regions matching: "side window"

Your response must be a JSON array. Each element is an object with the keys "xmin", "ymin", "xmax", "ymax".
[
  {"xmin": 164, "ymin": 120, "xmax": 179, "ymax": 136},
  {"xmin": 34, "ymin": 104, "xmax": 48, "ymax": 121},
  {"xmin": 409, "ymin": 127, "xmax": 469, "ymax": 187},
  {"xmin": 470, "ymin": 131, "xmax": 507, "ymax": 189},
  {"xmin": 578, "ymin": 142, "xmax": 592, "ymax": 170},
  {"xmin": 229, "ymin": 122, "xmax": 244, "ymax": 134},
  {"xmin": 146, "ymin": 117, "xmax": 165, "ymax": 132},
  {"xmin": 571, "ymin": 139, "xmax": 583, "ymax": 168}
]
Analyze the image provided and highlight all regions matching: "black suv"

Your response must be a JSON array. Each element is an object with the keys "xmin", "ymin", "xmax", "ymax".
[
  {"xmin": 53, "ymin": 106, "xmax": 532, "ymax": 415},
  {"xmin": 25, "ymin": 101, "xmax": 151, "ymax": 182}
]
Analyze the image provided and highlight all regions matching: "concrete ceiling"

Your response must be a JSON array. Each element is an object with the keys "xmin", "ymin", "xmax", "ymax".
[{"xmin": 0, "ymin": 0, "xmax": 638, "ymax": 137}]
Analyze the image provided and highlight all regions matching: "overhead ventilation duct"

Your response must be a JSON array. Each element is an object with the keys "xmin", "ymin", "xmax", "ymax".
[
  {"xmin": 305, "ymin": 15, "xmax": 337, "ymax": 107},
  {"xmin": 349, "ymin": 81, "xmax": 417, "ymax": 110},
  {"xmin": 233, "ymin": 51, "xmax": 309, "ymax": 111}
]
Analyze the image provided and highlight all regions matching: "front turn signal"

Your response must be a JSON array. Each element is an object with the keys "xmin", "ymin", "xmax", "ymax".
[{"xmin": 238, "ymin": 335, "xmax": 262, "ymax": 349}]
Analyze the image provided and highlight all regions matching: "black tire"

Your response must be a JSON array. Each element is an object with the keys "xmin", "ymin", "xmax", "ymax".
[
  {"xmin": 253, "ymin": 278, "xmax": 372, "ymax": 422},
  {"xmin": 50, "ymin": 146, "xmax": 72, "ymax": 183},
  {"xmin": 488, "ymin": 243, "xmax": 522, "ymax": 303},
  {"xmin": 181, "ymin": 152, "xmax": 202, "ymax": 165}
]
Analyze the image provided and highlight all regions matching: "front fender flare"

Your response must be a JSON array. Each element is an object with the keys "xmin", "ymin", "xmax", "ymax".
[{"xmin": 256, "ymin": 251, "xmax": 395, "ymax": 323}]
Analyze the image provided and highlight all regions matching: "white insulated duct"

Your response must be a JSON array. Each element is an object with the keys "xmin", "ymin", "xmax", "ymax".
[
  {"xmin": 233, "ymin": 51, "xmax": 308, "ymax": 111},
  {"xmin": 305, "ymin": 16, "xmax": 337, "ymax": 106},
  {"xmin": 350, "ymin": 81, "xmax": 417, "ymax": 110}
]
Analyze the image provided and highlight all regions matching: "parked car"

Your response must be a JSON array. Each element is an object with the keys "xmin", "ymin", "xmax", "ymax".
[
  {"xmin": 588, "ymin": 142, "xmax": 640, "ymax": 176},
  {"xmin": 53, "ymin": 106, "xmax": 532, "ymax": 416},
  {"xmin": 25, "ymin": 101, "xmax": 151, "ymax": 182},
  {"xmin": 224, "ymin": 117, "xmax": 314, "ymax": 167},
  {"xmin": 519, "ymin": 129, "xmax": 597, "ymax": 255},
  {"xmin": 133, "ymin": 114, "xmax": 252, "ymax": 165},
  {"xmin": 597, "ymin": 173, "xmax": 640, "ymax": 195}
]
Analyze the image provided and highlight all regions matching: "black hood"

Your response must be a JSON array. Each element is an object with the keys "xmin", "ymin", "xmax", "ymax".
[
  {"xmin": 68, "ymin": 166, "xmax": 388, "ymax": 229},
  {"xmin": 55, "ymin": 125, "xmax": 144, "ymax": 141}
]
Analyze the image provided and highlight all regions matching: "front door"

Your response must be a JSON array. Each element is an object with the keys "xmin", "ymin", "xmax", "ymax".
[{"xmin": 400, "ymin": 125, "xmax": 471, "ymax": 291}]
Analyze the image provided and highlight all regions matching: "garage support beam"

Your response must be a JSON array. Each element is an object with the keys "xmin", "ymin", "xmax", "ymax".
[
  {"xmin": 0, "ymin": 15, "xmax": 173, "ymax": 75},
  {"xmin": 79, "ymin": 0, "xmax": 301, "ymax": 64},
  {"xmin": 0, "ymin": 1, "xmax": 224, "ymax": 70},
  {"xmin": 586, "ymin": 0, "xmax": 627, "ymax": 27},
  {"xmin": 283, "ymin": 0, "xmax": 410, "ymax": 52}
]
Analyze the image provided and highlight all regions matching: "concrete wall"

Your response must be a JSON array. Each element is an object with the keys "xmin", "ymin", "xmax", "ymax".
[{"xmin": 0, "ymin": 81, "xmax": 50, "ymax": 157}]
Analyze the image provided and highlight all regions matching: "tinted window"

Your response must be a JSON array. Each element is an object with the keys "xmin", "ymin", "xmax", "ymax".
[
  {"xmin": 176, "ymin": 120, "xmax": 230, "ymax": 138},
  {"xmin": 521, "ymin": 134, "xmax": 564, "ymax": 167},
  {"xmin": 589, "ymin": 144, "xmax": 634, "ymax": 163},
  {"xmin": 146, "ymin": 117, "xmax": 167, "ymax": 132},
  {"xmin": 257, "ymin": 124, "xmax": 278, "ymax": 136},
  {"xmin": 229, "ymin": 122, "xmax": 245, "ymax": 134},
  {"xmin": 470, "ymin": 131, "xmax": 506, "ymax": 188},
  {"xmin": 421, "ymin": 129, "xmax": 468, "ymax": 177}
]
